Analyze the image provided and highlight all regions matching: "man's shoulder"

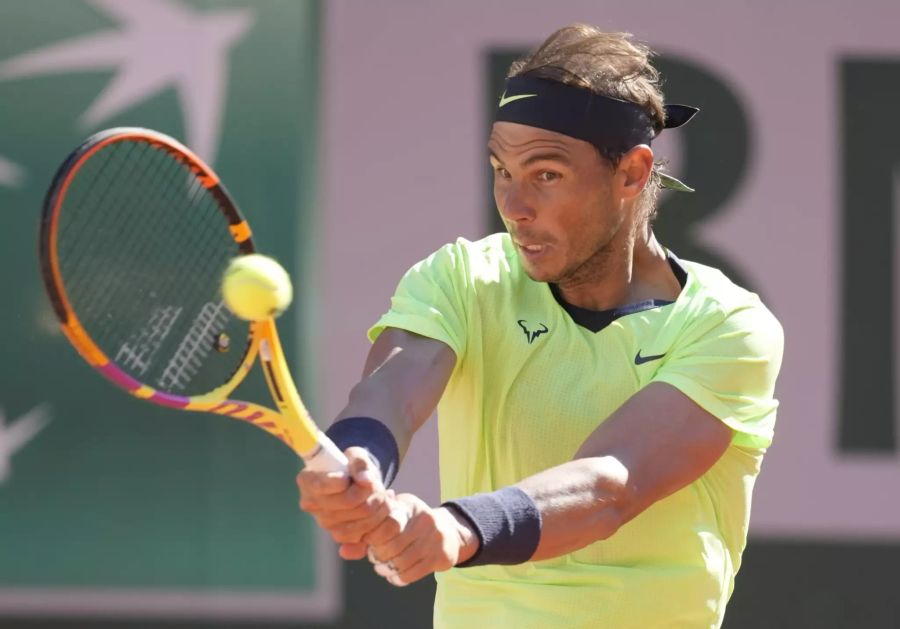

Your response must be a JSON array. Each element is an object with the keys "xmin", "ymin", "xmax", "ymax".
[
  {"xmin": 676, "ymin": 257, "xmax": 782, "ymax": 340},
  {"xmin": 422, "ymin": 233, "xmax": 518, "ymax": 281},
  {"xmin": 680, "ymin": 258, "xmax": 761, "ymax": 310}
]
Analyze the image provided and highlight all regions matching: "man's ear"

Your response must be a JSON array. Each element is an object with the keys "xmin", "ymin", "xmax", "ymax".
[{"xmin": 616, "ymin": 145, "xmax": 654, "ymax": 200}]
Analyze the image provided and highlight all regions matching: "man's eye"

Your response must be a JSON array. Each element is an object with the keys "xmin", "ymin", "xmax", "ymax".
[
  {"xmin": 495, "ymin": 167, "xmax": 511, "ymax": 179},
  {"xmin": 538, "ymin": 171, "xmax": 560, "ymax": 182}
]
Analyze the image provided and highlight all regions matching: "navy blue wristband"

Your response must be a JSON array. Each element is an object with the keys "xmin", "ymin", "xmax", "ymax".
[
  {"xmin": 324, "ymin": 416, "xmax": 400, "ymax": 487},
  {"xmin": 443, "ymin": 486, "xmax": 542, "ymax": 567}
]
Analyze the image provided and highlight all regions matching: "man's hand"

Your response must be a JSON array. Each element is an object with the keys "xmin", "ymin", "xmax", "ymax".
[
  {"xmin": 297, "ymin": 447, "xmax": 392, "ymax": 560},
  {"xmin": 367, "ymin": 493, "xmax": 480, "ymax": 587}
]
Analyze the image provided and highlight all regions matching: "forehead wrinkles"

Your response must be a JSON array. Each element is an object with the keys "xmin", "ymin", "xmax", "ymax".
[{"xmin": 489, "ymin": 125, "xmax": 573, "ymax": 157}]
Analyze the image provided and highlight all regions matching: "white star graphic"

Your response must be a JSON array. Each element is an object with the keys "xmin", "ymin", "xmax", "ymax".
[
  {"xmin": 0, "ymin": 0, "xmax": 255, "ymax": 164},
  {"xmin": 0, "ymin": 155, "xmax": 25, "ymax": 188},
  {"xmin": 0, "ymin": 404, "xmax": 51, "ymax": 485}
]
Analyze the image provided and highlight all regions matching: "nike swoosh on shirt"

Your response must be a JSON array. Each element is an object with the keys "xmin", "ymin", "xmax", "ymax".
[
  {"xmin": 499, "ymin": 91, "xmax": 537, "ymax": 108},
  {"xmin": 634, "ymin": 350, "xmax": 666, "ymax": 365}
]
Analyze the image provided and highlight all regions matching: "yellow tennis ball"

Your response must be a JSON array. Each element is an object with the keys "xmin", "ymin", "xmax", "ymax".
[{"xmin": 222, "ymin": 254, "xmax": 293, "ymax": 321}]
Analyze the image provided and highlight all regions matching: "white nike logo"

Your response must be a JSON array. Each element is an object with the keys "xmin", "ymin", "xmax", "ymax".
[{"xmin": 499, "ymin": 91, "xmax": 537, "ymax": 108}]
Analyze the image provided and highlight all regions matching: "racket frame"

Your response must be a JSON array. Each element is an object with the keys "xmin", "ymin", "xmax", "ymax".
[{"xmin": 39, "ymin": 127, "xmax": 345, "ymax": 470}]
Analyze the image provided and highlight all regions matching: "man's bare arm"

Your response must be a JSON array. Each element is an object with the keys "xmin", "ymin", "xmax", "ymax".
[
  {"xmin": 297, "ymin": 328, "xmax": 455, "ymax": 557},
  {"xmin": 519, "ymin": 381, "xmax": 732, "ymax": 560},
  {"xmin": 368, "ymin": 382, "xmax": 733, "ymax": 583},
  {"xmin": 339, "ymin": 327, "xmax": 457, "ymax": 458}
]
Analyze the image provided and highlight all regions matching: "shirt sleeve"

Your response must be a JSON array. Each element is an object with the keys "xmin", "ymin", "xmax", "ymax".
[
  {"xmin": 367, "ymin": 241, "xmax": 469, "ymax": 358},
  {"xmin": 651, "ymin": 301, "xmax": 784, "ymax": 449}
]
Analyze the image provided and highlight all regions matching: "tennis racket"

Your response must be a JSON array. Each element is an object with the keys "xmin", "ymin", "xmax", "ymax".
[{"xmin": 38, "ymin": 127, "xmax": 347, "ymax": 472}]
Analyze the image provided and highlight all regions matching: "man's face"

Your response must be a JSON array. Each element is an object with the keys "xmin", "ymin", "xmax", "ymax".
[{"xmin": 488, "ymin": 121, "xmax": 624, "ymax": 284}]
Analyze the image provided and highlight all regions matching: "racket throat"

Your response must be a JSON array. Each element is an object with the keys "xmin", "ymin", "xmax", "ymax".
[{"xmin": 259, "ymin": 338, "xmax": 285, "ymax": 404}]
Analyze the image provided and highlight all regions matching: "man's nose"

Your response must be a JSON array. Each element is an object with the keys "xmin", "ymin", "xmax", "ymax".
[{"xmin": 498, "ymin": 183, "xmax": 535, "ymax": 223}]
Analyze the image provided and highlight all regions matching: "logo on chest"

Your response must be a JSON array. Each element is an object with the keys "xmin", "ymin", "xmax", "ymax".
[
  {"xmin": 634, "ymin": 350, "xmax": 666, "ymax": 365},
  {"xmin": 517, "ymin": 319, "xmax": 550, "ymax": 344}
]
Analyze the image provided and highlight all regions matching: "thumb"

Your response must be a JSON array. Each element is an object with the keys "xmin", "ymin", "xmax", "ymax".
[{"xmin": 347, "ymin": 448, "xmax": 383, "ymax": 489}]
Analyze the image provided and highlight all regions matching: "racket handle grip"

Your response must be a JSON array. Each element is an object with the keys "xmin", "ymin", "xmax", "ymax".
[{"xmin": 303, "ymin": 432, "xmax": 349, "ymax": 472}]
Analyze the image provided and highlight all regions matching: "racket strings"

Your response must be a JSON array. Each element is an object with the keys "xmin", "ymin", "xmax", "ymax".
[
  {"xmin": 55, "ymin": 138, "xmax": 251, "ymax": 396},
  {"xmin": 65, "ymin": 142, "xmax": 173, "ymax": 321},
  {"xmin": 87, "ymin": 145, "xmax": 240, "ymax": 392},
  {"xmin": 165, "ymin": 176, "xmax": 225, "ymax": 300},
  {"xmin": 60, "ymin": 142, "xmax": 145, "ymax": 301},
  {"xmin": 62, "ymin": 140, "xmax": 171, "ymax": 334},
  {"xmin": 83, "ymin": 150, "xmax": 193, "ymax": 354},
  {"xmin": 69, "ymin": 143, "xmax": 173, "ymax": 314},
  {"xmin": 149, "ymin": 169, "xmax": 235, "ymax": 391}
]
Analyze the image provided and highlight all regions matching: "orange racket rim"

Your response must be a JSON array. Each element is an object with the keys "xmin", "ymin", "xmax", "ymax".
[{"xmin": 38, "ymin": 127, "xmax": 258, "ymax": 409}]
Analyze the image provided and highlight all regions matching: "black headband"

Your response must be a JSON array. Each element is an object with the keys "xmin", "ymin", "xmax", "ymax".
[{"xmin": 494, "ymin": 76, "xmax": 699, "ymax": 191}]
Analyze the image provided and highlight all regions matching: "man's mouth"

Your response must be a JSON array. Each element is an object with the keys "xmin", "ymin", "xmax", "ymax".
[{"xmin": 514, "ymin": 240, "xmax": 548, "ymax": 260}]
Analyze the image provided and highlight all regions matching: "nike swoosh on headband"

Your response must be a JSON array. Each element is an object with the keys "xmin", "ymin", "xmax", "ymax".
[{"xmin": 499, "ymin": 91, "xmax": 538, "ymax": 108}]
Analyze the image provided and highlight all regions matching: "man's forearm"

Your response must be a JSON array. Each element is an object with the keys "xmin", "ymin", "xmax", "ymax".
[
  {"xmin": 437, "ymin": 456, "xmax": 633, "ymax": 568},
  {"xmin": 338, "ymin": 376, "xmax": 417, "ymax": 457},
  {"xmin": 515, "ymin": 456, "xmax": 632, "ymax": 561},
  {"xmin": 335, "ymin": 329, "xmax": 456, "ymax": 463}
]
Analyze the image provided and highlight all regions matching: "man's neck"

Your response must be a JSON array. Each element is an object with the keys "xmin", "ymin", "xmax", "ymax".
[{"xmin": 554, "ymin": 226, "xmax": 677, "ymax": 312}]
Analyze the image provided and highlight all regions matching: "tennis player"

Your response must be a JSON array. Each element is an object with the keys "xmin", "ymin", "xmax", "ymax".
[{"xmin": 298, "ymin": 24, "xmax": 783, "ymax": 628}]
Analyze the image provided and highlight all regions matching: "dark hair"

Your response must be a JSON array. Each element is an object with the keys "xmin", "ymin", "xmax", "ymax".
[{"xmin": 508, "ymin": 24, "xmax": 667, "ymax": 214}]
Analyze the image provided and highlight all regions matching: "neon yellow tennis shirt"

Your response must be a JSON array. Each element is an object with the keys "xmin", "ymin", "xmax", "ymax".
[{"xmin": 369, "ymin": 233, "xmax": 783, "ymax": 629}]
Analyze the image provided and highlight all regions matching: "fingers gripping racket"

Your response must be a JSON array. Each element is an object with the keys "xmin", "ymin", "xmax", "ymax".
[{"xmin": 39, "ymin": 127, "xmax": 347, "ymax": 472}]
